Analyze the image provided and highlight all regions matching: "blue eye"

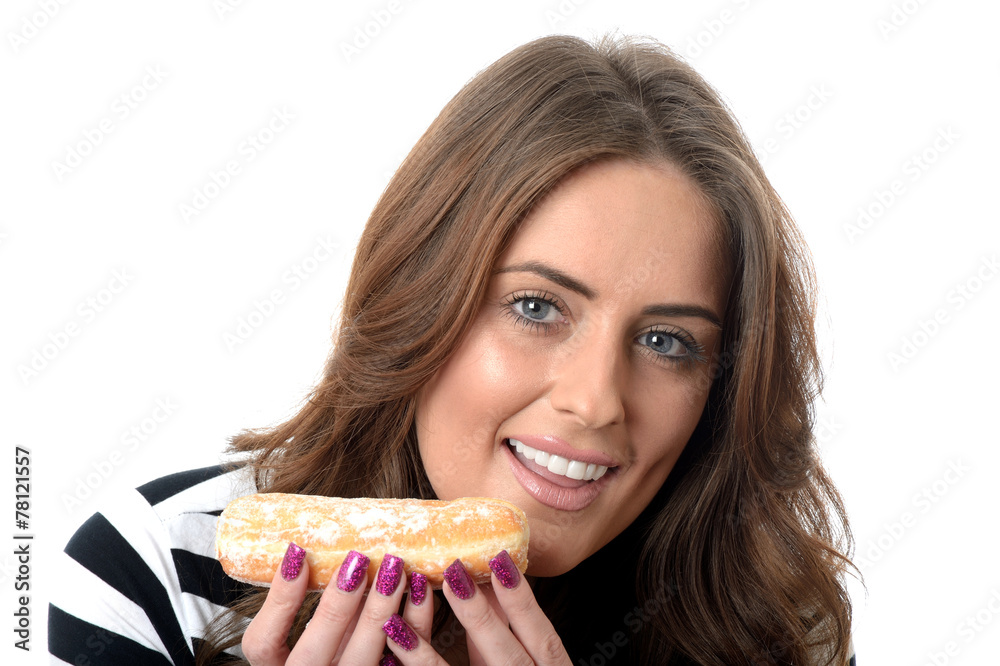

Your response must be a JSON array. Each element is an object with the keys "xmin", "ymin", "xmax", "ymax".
[
  {"xmin": 639, "ymin": 330, "xmax": 686, "ymax": 357},
  {"xmin": 636, "ymin": 327, "xmax": 707, "ymax": 367},
  {"xmin": 515, "ymin": 297, "xmax": 554, "ymax": 321},
  {"xmin": 502, "ymin": 292, "xmax": 565, "ymax": 331}
]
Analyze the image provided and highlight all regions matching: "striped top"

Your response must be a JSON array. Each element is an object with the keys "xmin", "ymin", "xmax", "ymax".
[{"xmin": 48, "ymin": 465, "xmax": 255, "ymax": 664}]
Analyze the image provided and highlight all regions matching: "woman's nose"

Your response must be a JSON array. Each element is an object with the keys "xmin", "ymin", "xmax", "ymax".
[{"xmin": 548, "ymin": 328, "xmax": 626, "ymax": 429}]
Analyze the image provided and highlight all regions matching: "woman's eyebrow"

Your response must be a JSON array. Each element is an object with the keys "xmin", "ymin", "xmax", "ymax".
[
  {"xmin": 642, "ymin": 304, "xmax": 722, "ymax": 330},
  {"xmin": 494, "ymin": 261, "xmax": 596, "ymax": 298},
  {"xmin": 494, "ymin": 261, "xmax": 723, "ymax": 330}
]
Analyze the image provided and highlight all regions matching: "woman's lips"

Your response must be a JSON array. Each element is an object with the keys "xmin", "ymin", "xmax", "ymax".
[
  {"xmin": 509, "ymin": 438, "xmax": 609, "ymax": 481},
  {"xmin": 502, "ymin": 439, "xmax": 615, "ymax": 511},
  {"xmin": 508, "ymin": 434, "xmax": 618, "ymax": 468}
]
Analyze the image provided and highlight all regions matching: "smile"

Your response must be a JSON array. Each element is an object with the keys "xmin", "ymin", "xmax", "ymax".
[
  {"xmin": 502, "ymin": 437, "xmax": 617, "ymax": 511},
  {"xmin": 509, "ymin": 438, "xmax": 609, "ymax": 481}
]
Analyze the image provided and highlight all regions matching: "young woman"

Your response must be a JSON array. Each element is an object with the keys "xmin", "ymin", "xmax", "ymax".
[{"xmin": 49, "ymin": 34, "xmax": 856, "ymax": 665}]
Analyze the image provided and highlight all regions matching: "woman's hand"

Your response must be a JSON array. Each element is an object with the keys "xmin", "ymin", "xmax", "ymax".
[
  {"xmin": 382, "ymin": 550, "xmax": 571, "ymax": 666},
  {"xmin": 241, "ymin": 545, "xmax": 569, "ymax": 665},
  {"xmin": 241, "ymin": 543, "xmax": 433, "ymax": 665}
]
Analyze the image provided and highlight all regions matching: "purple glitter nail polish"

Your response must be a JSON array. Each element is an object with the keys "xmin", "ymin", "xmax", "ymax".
[
  {"xmin": 382, "ymin": 614, "xmax": 418, "ymax": 651},
  {"xmin": 375, "ymin": 554, "xmax": 404, "ymax": 596},
  {"xmin": 280, "ymin": 542, "xmax": 306, "ymax": 581},
  {"xmin": 489, "ymin": 550, "xmax": 521, "ymax": 590},
  {"xmin": 409, "ymin": 572, "xmax": 428, "ymax": 606},
  {"xmin": 379, "ymin": 654, "xmax": 403, "ymax": 666},
  {"xmin": 337, "ymin": 550, "xmax": 370, "ymax": 592},
  {"xmin": 444, "ymin": 558, "xmax": 476, "ymax": 600}
]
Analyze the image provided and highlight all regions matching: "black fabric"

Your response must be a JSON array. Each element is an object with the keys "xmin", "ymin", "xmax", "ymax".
[
  {"xmin": 172, "ymin": 547, "xmax": 255, "ymax": 608},
  {"xmin": 63, "ymin": 512, "xmax": 196, "ymax": 665},
  {"xmin": 137, "ymin": 464, "xmax": 230, "ymax": 506},
  {"xmin": 48, "ymin": 604, "xmax": 174, "ymax": 666}
]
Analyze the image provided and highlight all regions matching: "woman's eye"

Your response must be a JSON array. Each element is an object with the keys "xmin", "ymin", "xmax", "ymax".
[
  {"xmin": 513, "ymin": 297, "xmax": 557, "ymax": 321},
  {"xmin": 638, "ymin": 330, "xmax": 687, "ymax": 357}
]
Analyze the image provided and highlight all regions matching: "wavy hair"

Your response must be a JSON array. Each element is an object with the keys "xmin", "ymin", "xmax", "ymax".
[{"xmin": 199, "ymin": 34, "xmax": 855, "ymax": 665}]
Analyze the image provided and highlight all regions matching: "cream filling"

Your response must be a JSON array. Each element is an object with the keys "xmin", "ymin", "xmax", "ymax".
[{"xmin": 509, "ymin": 438, "xmax": 609, "ymax": 481}]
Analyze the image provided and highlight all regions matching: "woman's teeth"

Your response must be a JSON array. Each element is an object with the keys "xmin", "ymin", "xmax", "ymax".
[{"xmin": 509, "ymin": 438, "xmax": 608, "ymax": 481}]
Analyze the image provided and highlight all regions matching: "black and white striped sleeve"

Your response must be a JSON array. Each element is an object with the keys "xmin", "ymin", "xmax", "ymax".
[{"xmin": 48, "ymin": 465, "xmax": 257, "ymax": 665}]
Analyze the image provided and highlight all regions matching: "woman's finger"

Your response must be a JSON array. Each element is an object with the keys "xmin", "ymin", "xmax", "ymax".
[
  {"xmin": 440, "ymin": 558, "xmax": 535, "ymax": 665},
  {"xmin": 335, "ymin": 553, "xmax": 411, "ymax": 665},
  {"xmin": 487, "ymin": 550, "xmax": 571, "ymax": 665},
  {"xmin": 242, "ymin": 542, "xmax": 311, "ymax": 666},
  {"xmin": 287, "ymin": 549, "xmax": 370, "ymax": 664},
  {"xmin": 466, "ymin": 585, "xmax": 510, "ymax": 666},
  {"xmin": 382, "ymin": 612, "xmax": 450, "ymax": 665},
  {"xmin": 402, "ymin": 572, "xmax": 433, "ymax": 637}
]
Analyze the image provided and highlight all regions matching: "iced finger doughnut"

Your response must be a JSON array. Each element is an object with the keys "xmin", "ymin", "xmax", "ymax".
[{"xmin": 216, "ymin": 493, "xmax": 529, "ymax": 590}]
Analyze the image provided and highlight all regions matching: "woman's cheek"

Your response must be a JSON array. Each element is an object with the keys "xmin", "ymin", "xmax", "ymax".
[
  {"xmin": 425, "ymin": 416, "xmax": 498, "ymax": 489},
  {"xmin": 428, "ymin": 456, "xmax": 462, "ymax": 489}
]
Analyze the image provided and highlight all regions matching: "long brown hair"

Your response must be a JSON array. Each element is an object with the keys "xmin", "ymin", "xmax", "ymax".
[{"xmin": 199, "ymin": 34, "xmax": 855, "ymax": 664}]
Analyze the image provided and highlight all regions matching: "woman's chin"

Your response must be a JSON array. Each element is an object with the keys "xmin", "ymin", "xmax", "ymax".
[{"xmin": 525, "ymin": 541, "xmax": 586, "ymax": 578}]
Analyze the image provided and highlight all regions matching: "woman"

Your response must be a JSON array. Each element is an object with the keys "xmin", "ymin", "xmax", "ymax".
[{"xmin": 49, "ymin": 34, "xmax": 856, "ymax": 664}]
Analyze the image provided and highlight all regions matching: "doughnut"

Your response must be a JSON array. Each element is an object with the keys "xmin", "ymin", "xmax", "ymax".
[{"xmin": 216, "ymin": 493, "xmax": 530, "ymax": 590}]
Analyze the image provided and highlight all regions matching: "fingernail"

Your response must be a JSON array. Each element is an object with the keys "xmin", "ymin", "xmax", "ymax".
[
  {"xmin": 375, "ymin": 554, "xmax": 404, "ymax": 596},
  {"xmin": 409, "ymin": 572, "xmax": 428, "ymax": 606},
  {"xmin": 337, "ymin": 550, "xmax": 369, "ymax": 592},
  {"xmin": 444, "ymin": 558, "xmax": 475, "ymax": 600},
  {"xmin": 489, "ymin": 549, "xmax": 521, "ymax": 590},
  {"xmin": 280, "ymin": 542, "xmax": 306, "ymax": 581},
  {"xmin": 382, "ymin": 613, "xmax": 419, "ymax": 651},
  {"xmin": 379, "ymin": 654, "xmax": 403, "ymax": 666}
]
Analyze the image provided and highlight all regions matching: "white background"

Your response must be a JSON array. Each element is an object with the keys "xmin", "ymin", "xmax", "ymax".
[{"xmin": 2, "ymin": 0, "xmax": 998, "ymax": 663}]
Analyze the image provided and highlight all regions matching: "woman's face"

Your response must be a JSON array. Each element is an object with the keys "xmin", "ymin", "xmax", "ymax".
[{"xmin": 415, "ymin": 159, "xmax": 727, "ymax": 576}]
